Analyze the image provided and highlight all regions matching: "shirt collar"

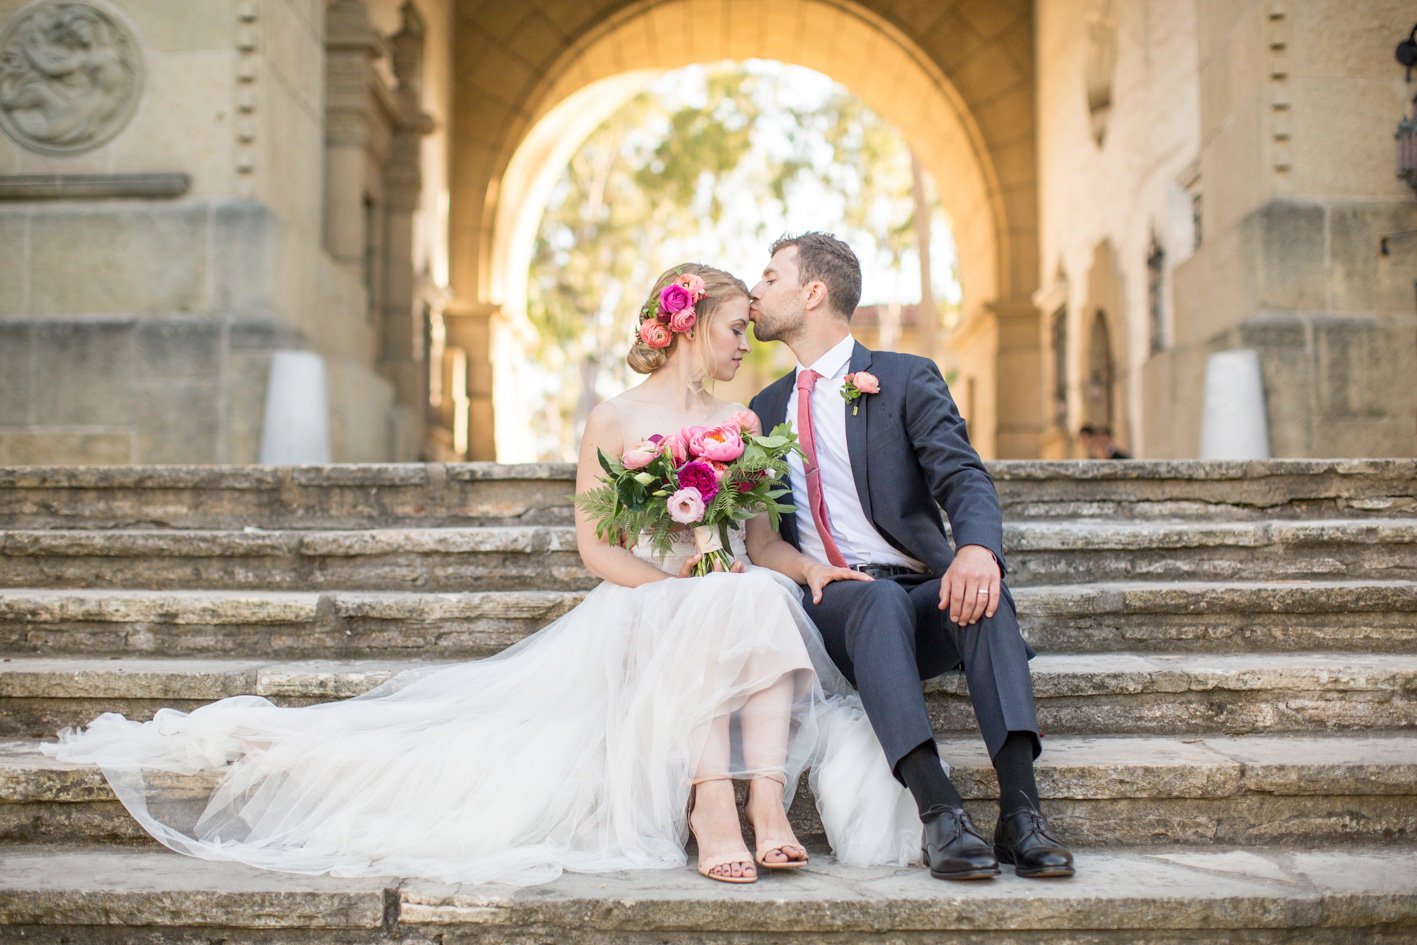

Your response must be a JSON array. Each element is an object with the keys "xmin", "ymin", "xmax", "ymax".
[{"xmin": 795, "ymin": 334, "xmax": 856, "ymax": 384}]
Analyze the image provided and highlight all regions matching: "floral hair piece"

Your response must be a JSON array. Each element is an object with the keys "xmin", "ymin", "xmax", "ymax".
[{"xmin": 637, "ymin": 271, "xmax": 708, "ymax": 349}]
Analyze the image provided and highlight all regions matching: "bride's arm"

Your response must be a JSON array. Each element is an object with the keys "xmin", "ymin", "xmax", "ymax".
[
  {"xmin": 744, "ymin": 515, "xmax": 871, "ymax": 603},
  {"xmin": 575, "ymin": 402, "xmax": 682, "ymax": 587}
]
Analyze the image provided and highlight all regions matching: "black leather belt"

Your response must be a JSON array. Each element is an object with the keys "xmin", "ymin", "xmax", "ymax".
[{"xmin": 850, "ymin": 563, "xmax": 924, "ymax": 579}]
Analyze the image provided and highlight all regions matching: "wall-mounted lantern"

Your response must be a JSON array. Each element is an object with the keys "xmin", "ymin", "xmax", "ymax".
[{"xmin": 1397, "ymin": 25, "xmax": 1417, "ymax": 193}]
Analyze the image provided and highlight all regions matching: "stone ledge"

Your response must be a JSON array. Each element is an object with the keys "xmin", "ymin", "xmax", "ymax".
[
  {"xmin": 0, "ymin": 173, "xmax": 191, "ymax": 200},
  {"xmin": 0, "ymin": 582, "xmax": 1411, "ymax": 659},
  {"xmin": 7, "ymin": 734, "xmax": 1413, "ymax": 806},
  {"xmin": 3, "ymin": 654, "xmax": 1415, "ymax": 740},
  {"xmin": 0, "ymin": 845, "xmax": 1412, "ymax": 939},
  {"xmin": 0, "ymin": 846, "xmax": 389, "ymax": 928}
]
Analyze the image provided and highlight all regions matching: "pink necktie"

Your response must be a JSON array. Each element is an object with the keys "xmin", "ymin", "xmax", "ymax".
[{"xmin": 796, "ymin": 370, "xmax": 849, "ymax": 568}]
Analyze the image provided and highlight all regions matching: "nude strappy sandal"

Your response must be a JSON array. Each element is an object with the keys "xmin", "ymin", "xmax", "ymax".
[
  {"xmin": 748, "ymin": 775, "xmax": 809, "ymax": 871},
  {"xmin": 688, "ymin": 776, "xmax": 757, "ymax": 884}
]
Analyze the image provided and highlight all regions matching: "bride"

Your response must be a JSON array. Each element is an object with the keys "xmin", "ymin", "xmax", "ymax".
[{"xmin": 44, "ymin": 263, "xmax": 921, "ymax": 887}]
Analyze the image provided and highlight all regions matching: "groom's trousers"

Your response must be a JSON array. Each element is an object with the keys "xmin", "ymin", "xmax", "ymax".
[{"xmin": 800, "ymin": 572, "xmax": 1040, "ymax": 778}]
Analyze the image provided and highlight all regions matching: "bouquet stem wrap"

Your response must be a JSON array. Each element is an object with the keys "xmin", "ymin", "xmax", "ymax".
[{"xmin": 691, "ymin": 525, "xmax": 734, "ymax": 577}]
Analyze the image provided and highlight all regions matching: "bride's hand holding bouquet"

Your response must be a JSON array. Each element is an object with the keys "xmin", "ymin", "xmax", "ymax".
[{"xmin": 576, "ymin": 410, "xmax": 800, "ymax": 577}]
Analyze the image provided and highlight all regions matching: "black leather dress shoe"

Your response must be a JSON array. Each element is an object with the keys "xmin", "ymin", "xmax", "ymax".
[
  {"xmin": 920, "ymin": 807, "xmax": 1000, "ymax": 880},
  {"xmin": 993, "ymin": 808, "xmax": 1075, "ymax": 878}
]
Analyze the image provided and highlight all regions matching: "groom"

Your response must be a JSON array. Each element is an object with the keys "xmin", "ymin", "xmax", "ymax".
[{"xmin": 746, "ymin": 233, "xmax": 1074, "ymax": 880}]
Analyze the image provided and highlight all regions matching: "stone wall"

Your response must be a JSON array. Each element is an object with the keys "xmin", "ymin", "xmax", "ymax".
[
  {"xmin": 1147, "ymin": 0, "xmax": 1417, "ymax": 458},
  {"xmin": 0, "ymin": 0, "xmax": 450, "ymax": 464},
  {"xmin": 1035, "ymin": 0, "xmax": 1204, "ymax": 458}
]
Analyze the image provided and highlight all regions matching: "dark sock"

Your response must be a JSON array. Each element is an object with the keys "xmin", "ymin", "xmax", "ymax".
[
  {"xmin": 895, "ymin": 741, "xmax": 964, "ymax": 821},
  {"xmin": 993, "ymin": 731, "xmax": 1041, "ymax": 816}
]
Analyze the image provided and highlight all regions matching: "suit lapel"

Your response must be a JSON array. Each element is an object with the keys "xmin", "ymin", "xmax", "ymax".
[
  {"xmin": 758, "ymin": 371, "xmax": 793, "ymax": 431},
  {"xmin": 845, "ymin": 342, "xmax": 874, "ymax": 523}
]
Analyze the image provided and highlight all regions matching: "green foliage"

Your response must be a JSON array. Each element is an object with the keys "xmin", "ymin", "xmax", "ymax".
[{"xmin": 525, "ymin": 62, "xmax": 958, "ymax": 460}]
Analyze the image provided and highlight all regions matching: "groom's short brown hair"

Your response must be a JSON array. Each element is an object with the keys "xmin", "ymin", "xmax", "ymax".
[{"xmin": 770, "ymin": 232, "xmax": 862, "ymax": 320}]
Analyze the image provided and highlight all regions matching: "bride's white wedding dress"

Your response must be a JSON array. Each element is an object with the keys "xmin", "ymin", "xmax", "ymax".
[{"xmin": 45, "ymin": 406, "xmax": 925, "ymax": 886}]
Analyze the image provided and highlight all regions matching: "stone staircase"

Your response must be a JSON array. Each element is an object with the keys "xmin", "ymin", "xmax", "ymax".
[{"xmin": 1, "ymin": 459, "xmax": 1415, "ymax": 943}]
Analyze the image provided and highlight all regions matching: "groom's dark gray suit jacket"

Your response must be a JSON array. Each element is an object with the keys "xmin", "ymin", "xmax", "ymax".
[{"xmin": 748, "ymin": 341, "xmax": 1008, "ymax": 585}]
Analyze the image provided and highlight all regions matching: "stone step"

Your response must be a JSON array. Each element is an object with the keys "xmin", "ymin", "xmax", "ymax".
[
  {"xmin": 1, "ymin": 580, "xmax": 1414, "ymax": 658},
  {"xmin": 3, "ymin": 459, "xmax": 1413, "ymax": 530},
  {"xmin": 0, "ymin": 844, "xmax": 1412, "ymax": 943},
  {"xmin": 2, "ymin": 653, "xmax": 1413, "ymax": 739},
  {"xmin": 0, "ymin": 463, "xmax": 579, "ymax": 530},
  {"xmin": 3, "ymin": 519, "xmax": 1414, "ymax": 590},
  {"xmin": 4, "ymin": 734, "xmax": 1412, "ymax": 850}
]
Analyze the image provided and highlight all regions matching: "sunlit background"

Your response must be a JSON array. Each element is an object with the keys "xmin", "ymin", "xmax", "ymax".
[{"xmin": 510, "ymin": 61, "xmax": 961, "ymax": 461}]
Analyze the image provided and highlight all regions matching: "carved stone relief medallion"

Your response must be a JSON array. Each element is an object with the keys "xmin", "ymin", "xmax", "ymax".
[{"xmin": 0, "ymin": 1, "xmax": 143, "ymax": 154}]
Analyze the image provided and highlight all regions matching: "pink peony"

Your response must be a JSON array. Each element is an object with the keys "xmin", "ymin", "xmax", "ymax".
[
  {"xmin": 707, "ymin": 461, "xmax": 729, "ymax": 481},
  {"xmin": 690, "ymin": 424, "xmax": 745, "ymax": 463},
  {"xmin": 677, "ymin": 425, "xmax": 710, "ymax": 459},
  {"xmin": 667, "ymin": 487, "xmax": 705, "ymax": 524},
  {"xmin": 677, "ymin": 460, "xmax": 719, "ymax": 503},
  {"xmin": 726, "ymin": 408, "xmax": 762, "ymax": 436},
  {"xmin": 678, "ymin": 273, "xmax": 706, "ymax": 296},
  {"xmin": 668, "ymin": 308, "xmax": 697, "ymax": 333},
  {"xmin": 640, "ymin": 320, "xmax": 672, "ymax": 349},
  {"xmin": 850, "ymin": 370, "xmax": 880, "ymax": 394},
  {"xmin": 621, "ymin": 440, "xmax": 660, "ymax": 469},
  {"xmin": 648, "ymin": 433, "xmax": 685, "ymax": 464},
  {"xmin": 660, "ymin": 283, "xmax": 694, "ymax": 314}
]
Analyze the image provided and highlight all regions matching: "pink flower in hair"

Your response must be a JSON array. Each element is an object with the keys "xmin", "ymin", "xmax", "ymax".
[
  {"xmin": 668, "ymin": 308, "xmax": 697, "ymax": 333},
  {"xmin": 640, "ymin": 320, "xmax": 672, "ymax": 349}
]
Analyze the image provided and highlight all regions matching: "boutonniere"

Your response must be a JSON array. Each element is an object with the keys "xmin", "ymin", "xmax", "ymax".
[{"xmin": 840, "ymin": 371, "xmax": 880, "ymax": 415}]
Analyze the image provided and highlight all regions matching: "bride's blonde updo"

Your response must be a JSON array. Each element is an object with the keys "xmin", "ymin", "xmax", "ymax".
[{"xmin": 626, "ymin": 263, "xmax": 750, "ymax": 375}]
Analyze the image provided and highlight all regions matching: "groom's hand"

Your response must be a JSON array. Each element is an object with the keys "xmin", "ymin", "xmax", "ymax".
[
  {"xmin": 940, "ymin": 544, "xmax": 1001, "ymax": 626},
  {"xmin": 802, "ymin": 561, "xmax": 873, "ymax": 604}
]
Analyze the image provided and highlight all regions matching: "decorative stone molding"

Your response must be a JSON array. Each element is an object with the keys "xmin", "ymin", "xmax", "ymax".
[
  {"xmin": 1084, "ymin": 3, "xmax": 1117, "ymax": 147},
  {"xmin": 234, "ymin": 0, "xmax": 258, "ymax": 193},
  {"xmin": 0, "ymin": 171, "xmax": 188, "ymax": 199},
  {"xmin": 0, "ymin": 0, "xmax": 144, "ymax": 154}
]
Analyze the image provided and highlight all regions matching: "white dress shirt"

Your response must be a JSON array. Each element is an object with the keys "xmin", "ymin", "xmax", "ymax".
[{"xmin": 785, "ymin": 335, "xmax": 925, "ymax": 571}]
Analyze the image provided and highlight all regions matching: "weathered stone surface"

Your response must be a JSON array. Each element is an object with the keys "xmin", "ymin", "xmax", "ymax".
[
  {"xmin": 3, "ymin": 518, "xmax": 1413, "ymax": 590},
  {"xmin": 0, "ymin": 526, "xmax": 591, "ymax": 591},
  {"xmin": 0, "ymin": 581, "xmax": 1411, "ymax": 657},
  {"xmin": 1, "ymin": 460, "xmax": 1414, "ymax": 529},
  {"xmin": 0, "ymin": 847, "xmax": 389, "ymax": 928},
  {"xmin": 0, "ymin": 463, "xmax": 578, "ymax": 529},
  {"xmin": 0, "ymin": 845, "xmax": 1412, "ymax": 942},
  {"xmin": 3, "ymin": 654, "xmax": 1414, "ymax": 738},
  {"xmin": 6, "ymin": 734, "xmax": 1412, "ymax": 848}
]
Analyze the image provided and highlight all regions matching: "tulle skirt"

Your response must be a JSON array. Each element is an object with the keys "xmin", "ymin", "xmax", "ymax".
[{"xmin": 45, "ymin": 566, "xmax": 926, "ymax": 885}]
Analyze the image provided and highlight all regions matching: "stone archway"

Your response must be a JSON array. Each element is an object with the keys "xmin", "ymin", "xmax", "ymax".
[{"xmin": 447, "ymin": 0, "xmax": 1041, "ymax": 459}]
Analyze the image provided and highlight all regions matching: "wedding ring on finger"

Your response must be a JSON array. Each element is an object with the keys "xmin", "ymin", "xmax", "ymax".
[{"xmin": 977, "ymin": 588, "xmax": 990, "ymax": 597}]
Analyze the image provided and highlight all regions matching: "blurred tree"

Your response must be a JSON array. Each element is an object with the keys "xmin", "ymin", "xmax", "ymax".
[{"xmin": 524, "ymin": 63, "xmax": 956, "ymax": 460}]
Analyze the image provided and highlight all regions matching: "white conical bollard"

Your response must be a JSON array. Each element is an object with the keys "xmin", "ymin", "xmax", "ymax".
[
  {"xmin": 1200, "ymin": 348, "xmax": 1270, "ymax": 459},
  {"xmin": 259, "ymin": 350, "xmax": 331, "ymax": 464}
]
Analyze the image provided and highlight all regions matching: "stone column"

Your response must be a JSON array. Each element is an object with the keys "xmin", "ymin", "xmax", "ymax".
[{"xmin": 444, "ymin": 301, "xmax": 498, "ymax": 461}]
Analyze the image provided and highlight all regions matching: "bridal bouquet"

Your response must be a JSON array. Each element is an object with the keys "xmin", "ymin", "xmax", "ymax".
[{"xmin": 576, "ymin": 411, "xmax": 800, "ymax": 576}]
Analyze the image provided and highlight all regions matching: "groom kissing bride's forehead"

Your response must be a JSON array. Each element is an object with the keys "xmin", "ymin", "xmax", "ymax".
[{"xmin": 747, "ymin": 232, "xmax": 1075, "ymax": 881}]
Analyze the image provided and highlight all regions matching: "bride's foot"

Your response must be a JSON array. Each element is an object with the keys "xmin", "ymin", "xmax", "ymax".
[
  {"xmin": 747, "ymin": 776, "xmax": 809, "ymax": 869},
  {"xmin": 689, "ymin": 778, "xmax": 756, "ymax": 883}
]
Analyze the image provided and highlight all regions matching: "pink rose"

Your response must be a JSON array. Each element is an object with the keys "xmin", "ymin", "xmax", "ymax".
[
  {"xmin": 640, "ymin": 320, "xmax": 672, "ymax": 349},
  {"xmin": 677, "ymin": 460, "xmax": 719, "ymax": 503},
  {"xmin": 690, "ymin": 424, "xmax": 745, "ymax": 463},
  {"xmin": 660, "ymin": 283, "xmax": 694, "ymax": 314},
  {"xmin": 668, "ymin": 308, "xmax": 697, "ymax": 333},
  {"xmin": 726, "ymin": 408, "xmax": 762, "ymax": 436},
  {"xmin": 707, "ymin": 461, "xmax": 729, "ymax": 481},
  {"xmin": 621, "ymin": 440, "xmax": 660, "ymax": 469},
  {"xmin": 667, "ymin": 487, "xmax": 705, "ymax": 524},
  {"xmin": 850, "ymin": 370, "xmax": 880, "ymax": 394},
  {"xmin": 678, "ymin": 273, "xmax": 706, "ymax": 296}
]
